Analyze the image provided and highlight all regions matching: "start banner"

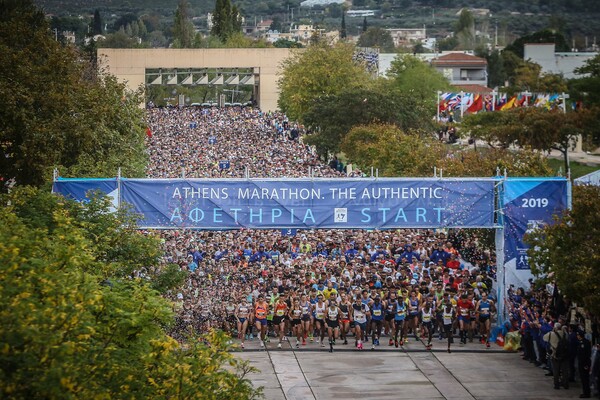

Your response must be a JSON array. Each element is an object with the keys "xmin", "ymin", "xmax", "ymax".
[{"xmin": 54, "ymin": 178, "xmax": 497, "ymax": 229}]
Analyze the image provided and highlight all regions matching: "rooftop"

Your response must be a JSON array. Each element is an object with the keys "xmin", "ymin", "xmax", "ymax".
[{"xmin": 432, "ymin": 52, "xmax": 487, "ymax": 67}]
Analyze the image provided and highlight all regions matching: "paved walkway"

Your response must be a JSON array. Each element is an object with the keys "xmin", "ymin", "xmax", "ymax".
[{"xmin": 235, "ymin": 337, "xmax": 584, "ymax": 400}]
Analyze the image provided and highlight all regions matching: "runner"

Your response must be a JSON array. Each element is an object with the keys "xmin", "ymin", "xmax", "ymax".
[
  {"xmin": 385, "ymin": 291, "xmax": 397, "ymax": 346},
  {"xmin": 442, "ymin": 299, "xmax": 456, "ymax": 353},
  {"xmin": 476, "ymin": 291, "xmax": 495, "ymax": 348},
  {"xmin": 421, "ymin": 300, "xmax": 434, "ymax": 349},
  {"xmin": 407, "ymin": 290, "xmax": 421, "ymax": 342},
  {"xmin": 236, "ymin": 298, "xmax": 251, "ymax": 349},
  {"xmin": 351, "ymin": 296, "xmax": 370, "ymax": 350},
  {"xmin": 300, "ymin": 294, "xmax": 312, "ymax": 345},
  {"xmin": 394, "ymin": 293, "xmax": 407, "ymax": 347},
  {"xmin": 289, "ymin": 298, "xmax": 303, "ymax": 348},
  {"xmin": 313, "ymin": 294, "xmax": 327, "ymax": 347},
  {"xmin": 456, "ymin": 293, "xmax": 474, "ymax": 345},
  {"xmin": 370, "ymin": 295, "xmax": 384, "ymax": 350},
  {"xmin": 325, "ymin": 299, "xmax": 341, "ymax": 353},
  {"xmin": 273, "ymin": 295, "xmax": 289, "ymax": 348},
  {"xmin": 254, "ymin": 294, "xmax": 269, "ymax": 348},
  {"xmin": 338, "ymin": 292, "xmax": 352, "ymax": 345}
]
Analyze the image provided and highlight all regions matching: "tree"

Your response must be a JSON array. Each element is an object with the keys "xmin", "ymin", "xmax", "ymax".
[
  {"xmin": 173, "ymin": 0, "xmax": 195, "ymax": 48},
  {"xmin": 92, "ymin": 9, "xmax": 103, "ymax": 35},
  {"xmin": 357, "ymin": 27, "xmax": 395, "ymax": 52},
  {"xmin": 302, "ymin": 80, "xmax": 428, "ymax": 158},
  {"xmin": 387, "ymin": 55, "xmax": 452, "ymax": 115},
  {"xmin": 277, "ymin": 41, "xmax": 371, "ymax": 122},
  {"xmin": 340, "ymin": 124, "xmax": 445, "ymax": 176},
  {"xmin": 273, "ymin": 38, "xmax": 302, "ymax": 48},
  {"xmin": 362, "ymin": 16, "xmax": 368, "ymax": 33},
  {"xmin": 570, "ymin": 53, "xmax": 600, "ymax": 106},
  {"xmin": 98, "ymin": 28, "xmax": 139, "ymax": 48},
  {"xmin": 211, "ymin": 0, "xmax": 242, "ymax": 42},
  {"xmin": 462, "ymin": 108, "xmax": 599, "ymax": 174},
  {"xmin": 454, "ymin": 9, "xmax": 475, "ymax": 50},
  {"xmin": 484, "ymin": 49, "xmax": 507, "ymax": 88},
  {"xmin": 0, "ymin": 188, "xmax": 261, "ymax": 399},
  {"xmin": 0, "ymin": 0, "xmax": 148, "ymax": 187},
  {"xmin": 504, "ymin": 29, "xmax": 570, "ymax": 58},
  {"xmin": 526, "ymin": 185, "xmax": 600, "ymax": 316},
  {"xmin": 340, "ymin": 12, "xmax": 347, "ymax": 39},
  {"xmin": 437, "ymin": 148, "xmax": 552, "ymax": 177}
]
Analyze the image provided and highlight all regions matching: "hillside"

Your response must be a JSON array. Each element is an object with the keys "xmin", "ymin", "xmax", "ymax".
[{"xmin": 35, "ymin": 0, "xmax": 600, "ymax": 46}]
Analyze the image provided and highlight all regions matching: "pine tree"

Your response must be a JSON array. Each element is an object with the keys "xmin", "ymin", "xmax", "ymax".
[
  {"xmin": 173, "ymin": 0, "xmax": 195, "ymax": 48},
  {"xmin": 92, "ymin": 9, "xmax": 102, "ymax": 35},
  {"xmin": 340, "ymin": 12, "xmax": 347, "ymax": 39},
  {"xmin": 362, "ymin": 17, "xmax": 368, "ymax": 33},
  {"xmin": 211, "ymin": 0, "xmax": 241, "ymax": 42}
]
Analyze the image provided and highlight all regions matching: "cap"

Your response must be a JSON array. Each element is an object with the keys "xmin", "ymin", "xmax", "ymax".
[{"xmin": 554, "ymin": 322, "xmax": 562, "ymax": 331}]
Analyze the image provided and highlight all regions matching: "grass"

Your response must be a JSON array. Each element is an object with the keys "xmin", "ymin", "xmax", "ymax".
[{"xmin": 547, "ymin": 158, "xmax": 600, "ymax": 179}]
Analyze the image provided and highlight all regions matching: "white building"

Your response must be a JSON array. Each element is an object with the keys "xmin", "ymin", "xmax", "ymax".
[{"xmin": 524, "ymin": 43, "xmax": 597, "ymax": 79}]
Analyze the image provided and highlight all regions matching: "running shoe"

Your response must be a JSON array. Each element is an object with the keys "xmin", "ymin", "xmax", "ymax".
[
  {"xmin": 371, "ymin": 344, "xmax": 375, "ymax": 350},
  {"xmin": 249, "ymin": 334, "xmax": 254, "ymax": 340},
  {"xmin": 278, "ymin": 342, "xmax": 282, "ymax": 349},
  {"xmin": 375, "ymin": 338, "xmax": 380, "ymax": 346},
  {"xmin": 296, "ymin": 342, "xmax": 300, "ymax": 349},
  {"xmin": 260, "ymin": 340, "xmax": 264, "ymax": 348},
  {"xmin": 486, "ymin": 342, "xmax": 490, "ymax": 348},
  {"xmin": 241, "ymin": 343, "xmax": 245, "ymax": 349},
  {"xmin": 357, "ymin": 342, "xmax": 363, "ymax": 350},
  {"xmin": 395, "ymin": 340, "xmax": 398, "ymax": 348},
  {"xmin": 389, "ymin": 339, "xmax": 394, "ymax": 346},
  {"xmin": 343, "ymin": 339, "xmax": 348, "ymax": 345},
  {"xmin": 332, "ymin": 339, "xmax": 336, "ymax": 345},
  {"xmin": 321, "ymin": 342, "xmax": 325, "ymax": 347},
  {"xmin": 309, "ymin": 334, "xmax": 314, "ymax": 342},
  {"xmin": 302, "ymin": 338, "xmax": 306, "ymax": 345},
  {"xmin": 399, "ymin": 340, "xmax": 404, "ymax": 346}
]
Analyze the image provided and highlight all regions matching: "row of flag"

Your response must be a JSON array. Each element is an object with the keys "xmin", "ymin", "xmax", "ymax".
[{"xmin": 438, "ymin": 93, "xmax": 575, "ymax": 114}]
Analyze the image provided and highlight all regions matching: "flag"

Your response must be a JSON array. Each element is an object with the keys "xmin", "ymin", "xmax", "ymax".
[
  {"xmin": 446, "ymin": 94, "xmax": 462, "ymax": 110},
  {"xmin": 517, "ymin": 94, "xmax": 530, "ymax": 107},
  {"xmin": 500, "ymin": 96, "xmax": 517, "ymax": 111},
  {"xmin": 146, "ymin": 127, "xmax": 152, "ymax": 138},
  {"xmin": 483, "ymin": 95, "xmax": 494, "ymax": 111},
  {"xmin": 461, "ymin": 93, "xmax": 474, "ymax": 110},
  {"xmin": 496, "ymin": 93, "xmax": 507, "ymax": 110},
  {"xmin": 467, "ymin": 94, "xmax": 483, "ymax": 113}
]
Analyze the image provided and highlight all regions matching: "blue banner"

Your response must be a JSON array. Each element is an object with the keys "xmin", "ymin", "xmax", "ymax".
[
  {"xmin": 503, "ymin": 178, "xmax": 568, "ymax": 270},
  {"xmin": 52, "ymin": 178, "xmax": 119, "ymax": 212},
  {"xmin": 116, "ymin": 178, "xmax": 495, "ymax": 229}
]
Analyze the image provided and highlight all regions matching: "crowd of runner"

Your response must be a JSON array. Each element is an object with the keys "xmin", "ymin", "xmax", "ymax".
[
  {"xmin": 146, "ymin": 105, "xmax": 600, "ymax": 397},
  {"xmin": 146, "ymin": 106, "xmax": 360, "ymax": 179}
]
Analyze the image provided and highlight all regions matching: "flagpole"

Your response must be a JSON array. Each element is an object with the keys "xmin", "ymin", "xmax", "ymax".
[
  {"xmin": 460, "ymin": 91, "xmax": 465, "ymax": 119},
  {"xmin": 492, "ymin": 91, "xmax": 497, "ymax": 111},
  {"xmin": 436, "ymin": 91, "xmax": 441, "ymax": 123}
]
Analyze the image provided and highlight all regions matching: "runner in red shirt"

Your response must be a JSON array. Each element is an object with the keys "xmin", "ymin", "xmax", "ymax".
[{"xmin": 456, "ymin": 293, "xmax": 474, "ymax": 345}]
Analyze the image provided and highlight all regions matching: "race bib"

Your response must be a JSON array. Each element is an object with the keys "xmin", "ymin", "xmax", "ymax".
[{"xmin": 373, "ymin": 310, "xmax": 381, "ymax": 316}]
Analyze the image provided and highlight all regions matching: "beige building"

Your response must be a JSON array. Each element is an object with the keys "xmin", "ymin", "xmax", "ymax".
[
  {"xmin": 98, "ymin": 48, "xmax": 293, "ymax": 111},
  {"xmin": 387, "ymin": 28, "xmax": 427, "ymax": 48}
]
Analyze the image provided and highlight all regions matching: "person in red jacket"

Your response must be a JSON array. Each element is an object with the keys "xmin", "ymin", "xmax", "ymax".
[{"xmin": 456, "ymin": 293, "xmax": 474, "ymax": 344}]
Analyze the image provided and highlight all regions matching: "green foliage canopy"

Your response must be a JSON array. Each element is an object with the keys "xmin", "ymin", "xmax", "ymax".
[
  {"xmin": 277, "ymin": 41, "xmax": 370, "ymax": 122},
  {"xmin": 0, "ymin": 0, "xmax": 148, "ymax": 187},
  {"xmin": 526, "ymin": 185, "xmax": 600, "ymax": 316},
  {"xmin": 0, "ymin": 187, "xmax": 261, "ymax": 399}
]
